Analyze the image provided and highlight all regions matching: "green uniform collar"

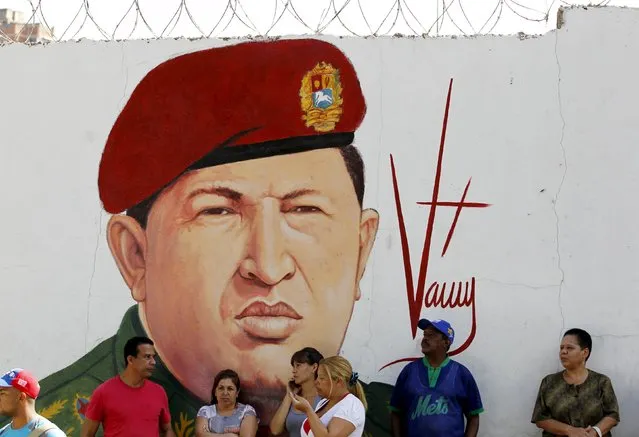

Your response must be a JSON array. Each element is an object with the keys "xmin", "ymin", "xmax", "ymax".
[{"xmin": 421, "ymin": 356, "xmax": 451, "ymax": 388}]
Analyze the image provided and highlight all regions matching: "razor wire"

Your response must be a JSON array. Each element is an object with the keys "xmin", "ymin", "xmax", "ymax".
[{"xmin": 0, "ymin": 0, "xmax": 636, "ymax": 44}]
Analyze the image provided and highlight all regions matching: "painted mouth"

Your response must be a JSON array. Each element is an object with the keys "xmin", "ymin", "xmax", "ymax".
[{"xmin": 235, "ymin": 301, "xmax": 302, "ymax": 340}]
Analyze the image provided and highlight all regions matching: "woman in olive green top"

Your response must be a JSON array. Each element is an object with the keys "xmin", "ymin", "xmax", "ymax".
[{"xmin": 531, "ymin": 328, "xmax": 620, "ymax": 437}]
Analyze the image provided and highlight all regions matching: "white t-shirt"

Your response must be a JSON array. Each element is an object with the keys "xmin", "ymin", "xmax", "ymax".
[{"xmin": 300, "ymin": 393, "xmax": 365, "ymax": 437}]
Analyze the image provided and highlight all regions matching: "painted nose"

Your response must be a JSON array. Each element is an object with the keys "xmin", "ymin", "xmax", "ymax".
[{"xmin": 239, "ymin": 199, "xmax": 296, "ymax": 286}]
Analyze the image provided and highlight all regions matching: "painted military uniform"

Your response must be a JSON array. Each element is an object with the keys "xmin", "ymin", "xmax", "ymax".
[{"xmin": 0, "ymin": 304, "xmax": 394, "ymax": 437}]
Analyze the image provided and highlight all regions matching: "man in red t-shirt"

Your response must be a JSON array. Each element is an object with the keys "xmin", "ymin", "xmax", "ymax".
[{"xmin": 80, "ymin": 336, "xmax": 175, "ymax": 437}]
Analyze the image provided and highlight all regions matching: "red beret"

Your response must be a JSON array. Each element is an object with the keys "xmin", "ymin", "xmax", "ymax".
[{"xmin": 98, "ymin": 38, "xmax": 366, "ymax": 214}]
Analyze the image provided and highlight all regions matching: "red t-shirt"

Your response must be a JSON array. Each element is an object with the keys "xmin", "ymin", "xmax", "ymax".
[{"xmin": 85, "ymin": 376, "xmax": 171, "ymax": 437}]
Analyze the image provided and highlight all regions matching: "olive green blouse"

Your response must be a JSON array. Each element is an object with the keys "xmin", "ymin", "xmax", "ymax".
[{"xmin": 531, "ymin": 370, "xmax": 620, "ymax": 437}]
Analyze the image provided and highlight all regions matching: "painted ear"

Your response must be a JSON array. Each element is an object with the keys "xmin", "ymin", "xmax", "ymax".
[
  {"xmin": 106, "ymin": 215, "xmax": 148, "ymax": 302},
  {"xmin": 355, "ymin": 208, "xmax": 380, "ymax": 300}
]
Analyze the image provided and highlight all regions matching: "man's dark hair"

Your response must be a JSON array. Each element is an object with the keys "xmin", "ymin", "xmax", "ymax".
[
  {"xmin": 126, "ymin": 145, "xmax": 365, "ymax": 228},
  {"xmin": 210, "ymin": 369, "xmax": 241, "ymax": 404},
  {"xmin": 123, "ymin": 336, "xmax": 154, "ymax": 365},
  {"xmin": 564, "ymin": 328, "xmax": 592, "ymax": 361}
]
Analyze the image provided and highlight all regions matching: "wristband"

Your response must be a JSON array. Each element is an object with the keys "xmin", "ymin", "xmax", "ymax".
[{"xmin": 592, "ymin": 425, "xmax": 602, "ymax": 437}]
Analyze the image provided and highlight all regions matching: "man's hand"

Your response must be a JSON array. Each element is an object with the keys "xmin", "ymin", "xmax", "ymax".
[
  {"xmin": 390, "ymin": 411, "xmax": 404, "ymax": 437},
  {"xmin": 80, "ymin": 418, "xmax": 100, "ymax": 437},
  {"xmin": 160, "ymin": 420, "xmax": 176, "ymax": 437}
]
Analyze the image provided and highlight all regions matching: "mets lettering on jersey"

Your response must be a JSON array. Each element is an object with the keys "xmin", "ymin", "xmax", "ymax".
[
  {"xmin": 411, "ymin": 394, "xmax": 449, "ymax": 419},
  {"xmin": 389, "ymin": 357, "xmax": 484, "ymax": 437}
]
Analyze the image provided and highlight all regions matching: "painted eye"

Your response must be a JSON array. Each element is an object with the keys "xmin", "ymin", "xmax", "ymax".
[
  {"xmin": 290, "ymin": 206, "xmax": 321, "ymax": 213},
  {"xmin": 201, "ymin": 207, "xmax": 234, "ymax": 215}
]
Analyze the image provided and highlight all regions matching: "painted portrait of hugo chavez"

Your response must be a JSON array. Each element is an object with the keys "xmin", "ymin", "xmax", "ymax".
[{"xmin": 24, "ymin": 38, "xmax": 397, "ymax": 436}]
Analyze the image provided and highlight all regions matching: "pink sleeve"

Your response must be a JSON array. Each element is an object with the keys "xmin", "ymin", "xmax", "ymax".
[{"xmin": 84, "ymin": 386, "xmax": 104, "ymax": 422}]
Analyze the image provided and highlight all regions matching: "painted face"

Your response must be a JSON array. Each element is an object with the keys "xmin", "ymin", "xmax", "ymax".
[
  {"xmin": 124, "ymin": 148, "xmax": 378, "ymax": 402},
  {"xmin": 292, "ymin": 361, "xmax": 317, "ymax": 385},
  {"xmin": 420, "ymin": 326, "xmax": 448, "ymax": 355},
  {"xmin": 214, "ymin": 378, "xmax": 239, "ymax": 408},
  {"xmin": 559, "ymin": 335, "xmax": 588, "ymax": 369},
  {"xmin": 127, "ymin": 344, "xmax": 157, "ymax": 379},
  {"xmin": 314, "ymin": 365, "xmax": 334, "ymax": 399},
  {"xmin": 0, "ymin": 387, "xmax": 20, "ymax": 417}
]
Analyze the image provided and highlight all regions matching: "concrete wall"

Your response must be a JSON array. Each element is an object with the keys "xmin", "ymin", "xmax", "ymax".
[{"xmin": 0, "ymin": 6, "xmax": 637, "ymax": 437}]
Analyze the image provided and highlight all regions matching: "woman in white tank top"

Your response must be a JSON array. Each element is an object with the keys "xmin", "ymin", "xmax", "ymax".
[{"xmin": 289, "ymin": 356, "xmax": 367, "ymax": 437}]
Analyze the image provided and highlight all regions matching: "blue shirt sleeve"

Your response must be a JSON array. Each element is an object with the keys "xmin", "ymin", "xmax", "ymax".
[
  {"xmin": 389, "ymin": 364, "xmax": 411, "ymax": 413},
  {"xmin": 43, "ymin": 429, "xmax": 68, "ymax": 437},
  {"xmin": 459, "ymin": 365, "xmax": 483, "ymax": 415}
]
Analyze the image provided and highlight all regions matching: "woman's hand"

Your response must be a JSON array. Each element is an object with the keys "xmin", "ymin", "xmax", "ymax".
[
  {"xmin": 567, "ymin": 427, "xmax": 591, "ymax": 437},
  {"xmin": 287, "ymin": 380, "xmax": 301, "ymax": 396},
  {"xmin": 288, "ymin": 383, "xmax": 304, "ymax": 413},
  {"xmin": 289, "ymin": 392, "xmax": 313, "ymax": 414},
  {"xmin": 585, "ymin": 427, "xmax": 600, "ymax": 437}
]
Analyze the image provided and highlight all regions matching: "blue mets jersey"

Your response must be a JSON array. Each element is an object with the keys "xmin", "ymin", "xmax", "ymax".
[{"xmin": 389, "ymin": 357, "xmax": 484, "ymax": 437}]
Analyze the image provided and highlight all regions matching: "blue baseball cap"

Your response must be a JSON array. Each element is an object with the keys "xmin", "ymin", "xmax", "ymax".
[{"xmin": 418, "ymin": 319, "xmax": 455, "ymax": 344}]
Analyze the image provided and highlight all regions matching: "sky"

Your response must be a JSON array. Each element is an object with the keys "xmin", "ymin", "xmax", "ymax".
[{"xmin": 1, "ymin": 0, "xmax": 637, "ymax": 41}]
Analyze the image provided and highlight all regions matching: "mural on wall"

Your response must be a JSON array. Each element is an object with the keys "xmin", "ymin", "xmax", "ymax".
[{"xmin": 0, "ymin": 39, "xmax": 489, "ymax": 437}]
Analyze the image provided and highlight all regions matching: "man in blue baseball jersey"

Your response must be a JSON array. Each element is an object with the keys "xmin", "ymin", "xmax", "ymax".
[{"xmin": 389, "ymin": 319, "xmax": 483, "ymax": 437}]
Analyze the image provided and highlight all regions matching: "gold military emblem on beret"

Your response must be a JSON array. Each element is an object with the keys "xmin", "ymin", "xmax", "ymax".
[{"xmin": 300, "ymin": 62, "xmax": 343, "ymax": 132}]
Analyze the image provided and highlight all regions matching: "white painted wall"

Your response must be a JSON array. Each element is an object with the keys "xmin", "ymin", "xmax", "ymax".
[{"xmin": 1, "ymin": 6, "xmax": 638, "ymax": 436}]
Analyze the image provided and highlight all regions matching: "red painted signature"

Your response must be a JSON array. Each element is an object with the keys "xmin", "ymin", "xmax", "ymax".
[{"xmin": 381, "ymin": 79, "xmax": 491, "ymax": 371}]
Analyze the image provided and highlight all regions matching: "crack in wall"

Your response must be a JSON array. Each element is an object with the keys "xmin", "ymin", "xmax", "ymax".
[
  {"xmin": 83, "ymin": 43, "xmax": 128, "ymax": 354},
  {"xmin": 354, "ymin": 43, "xmax": 386, "ymax": 378},
  {"xmin": 553, "ymin": 31, "xmax": 568, "ymax": 339},
  {"xmin": 119, "ymin": 42, "xmax": 129, "ymax": 110},
  {"xmin": 84, "ymin": 209, "xmax": 102, "ymax": 353},
  {"xmin": 592, "ymin": 334, "xmax": 639, "ymax": 340},
  {"xmin": 476, "ymin": 277, "xmax": 558, "ymax": 291}
]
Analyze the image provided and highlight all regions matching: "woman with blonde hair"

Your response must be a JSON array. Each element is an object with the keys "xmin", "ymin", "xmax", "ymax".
[{"xmin": 290, "ymin": 356, "xmax": 366, "ymax": 437}]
